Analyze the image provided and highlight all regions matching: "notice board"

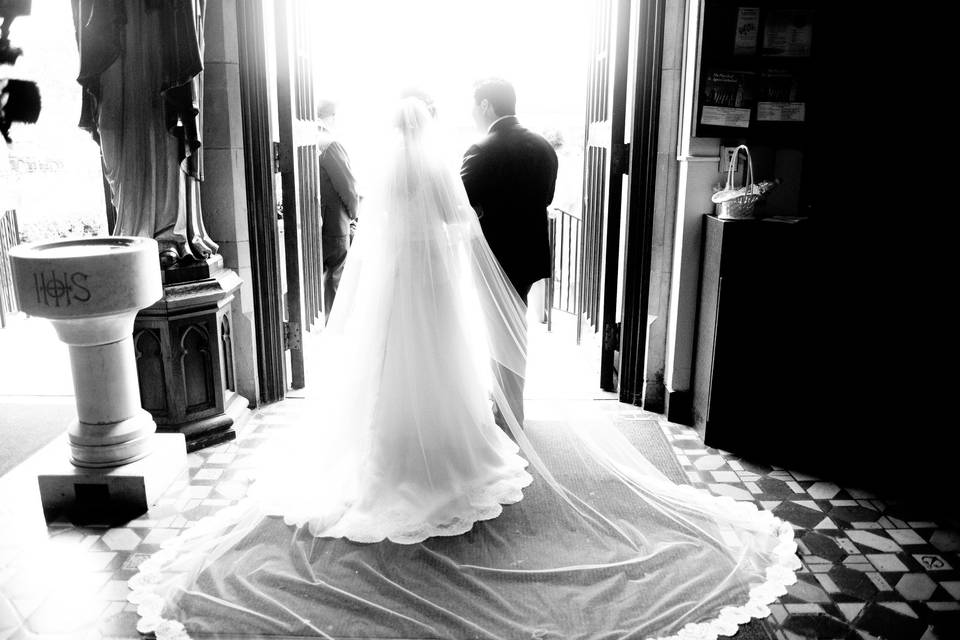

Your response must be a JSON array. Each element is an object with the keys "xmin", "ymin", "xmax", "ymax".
[{"xmin": 695, "ymin": 1, "xmax": 814, "ymax": 145}]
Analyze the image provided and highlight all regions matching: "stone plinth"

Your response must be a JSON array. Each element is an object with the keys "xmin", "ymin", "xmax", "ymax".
[
  {"xmin": 37, "ymin": 432, "xmax": 186, "ymax": 525},
  {"xmin": 7, "ymin": 236, "xmax": 187, "ymax": 523},
  {"xmin": 135, "ymin": 255, "xmax": 249, "ymax": 452}
]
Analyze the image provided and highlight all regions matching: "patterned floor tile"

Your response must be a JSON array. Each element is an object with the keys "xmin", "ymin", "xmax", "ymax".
[
  {"xmin": 781, "ymin": 612, "xmax": 851, "ymax": 638},
  {"xmin": 800, "ymin": 532, "xmax": 848, "ymax": 563},
  {"xmin": 829, "ymin": 505, "xmax": 883, "ymax": 526},
  {"xmin": 769, "ymin": 603, "xmax": 790, "ymax": 624},
  {"xmin": 757, "ymin": 478, "xmax": 800, "ymax": 498},
  {"xmin": 1, "ymin": 392, "xmax": 958, "ymax": 639},
  {"xmin": 856, "ymin": 602, "xmax": 927, "ymax": 640},
  {"xmin": 828, "ymin": 565, "xmax": 879, "ymax": 600},
  {"xmin": 929, "ymin": 530, "xmax": 960, "ymax": 554},
  {"xmin": 99, "ymin": 528, "xmax": 142, "ymax": 552},
  {"xmin": 737, "ymin": 459, "xmax": 774, "ymax": 475},
  {"xmin": 193, "ymin": 468, "xmax": 224, "ymax": 481},
  {"xmin": 785, "ymin": 575, "xmax": 833, "ymax": 604},
  {"xmin": 888, "ymin": 529, "xmax": 928, "ymax": 546},
  {"xmin": 140, "ymin": 528, "xmax": 181, "ymax": 545},
  {"xmin": 941, "ymin": 581, "xmax": 960, "ymax": 600},
  {"xmin": 97, "ymin": 579, "xmax": 133, "ymax": 601},
  {"xmin": 774, "ymin": 502, "xmax": 827, "ymax": 530},
  {"xmin": 807, "ymin": 482, "xmax": 842, "ymax": 500},
  {"xmin": 709, "ymin": 470, "xmax": 740, "ymax": 483},
  {"xmin": 707, "ymin": 483, "xmax": 754, "ymax": 501},
  {"xmin": 847, "ymin": 530, "xmax": 902, "ymax": 553},
  {"xmin": 867, "ymin": 554, "xmax": 910, "ymax": 573},
  {"xmin": 814, "ymin": 573, "xmax": 840, "ymax": 593},
  {"xmin": 693, "ymin": 455, "xmax": 726, "ymax": 471},
  {"xmin": 794, "ymin": 500, "xmax": 824, "ymax": 512},
  {"xmin": 865, "ymin": 572, "xmax": 893, "ymax": 592},
  {"xmin": 913, "ymin": 554, "xmax": 953, "ymax": 572},
  {"xmin": 837, "ymin": 602, "xmax": 865, "ymax": 622},
  {"xmin": 896, "ymin": 574, "xmax": 939, "ymax": 601}
]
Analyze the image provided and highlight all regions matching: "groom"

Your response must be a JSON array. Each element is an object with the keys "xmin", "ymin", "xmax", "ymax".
[
  {"xmin": 461, "ymin": 78, "xmax": 558, "ymax": 306},
  {"xmin": 461, "ymin": 78, "xmax": 558, "ymax": 428},
  {"xmin": 316, "ymin": 99, "xmax": 359, "ymax": 321}
]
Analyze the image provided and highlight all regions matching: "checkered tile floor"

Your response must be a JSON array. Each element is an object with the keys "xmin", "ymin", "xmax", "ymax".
[
  {"xmin": 650, "ymin": 415, "xmax": 960, "ymax": 640},
  {"xmin": 1, "ymin": 398, "xmax": 958, "ymax": 639}
]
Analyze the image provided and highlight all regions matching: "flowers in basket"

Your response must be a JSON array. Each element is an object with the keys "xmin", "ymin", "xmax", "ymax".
[{"xmin": 710, "ymin": 145, "xmax": 780, "ymax": 219}]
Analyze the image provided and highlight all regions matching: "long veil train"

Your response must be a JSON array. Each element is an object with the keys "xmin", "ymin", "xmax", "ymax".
[{"xmin": 128, "ymin": 98, "xmax": 798, "ymax": 640}]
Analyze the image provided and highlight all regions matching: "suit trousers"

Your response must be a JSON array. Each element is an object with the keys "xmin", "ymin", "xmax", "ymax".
[
  {"xmin": 322, "ymin": 232, "xmax": 351, "ymax": 321},
  {"xmin": 493, "ymin": 280, "xmax": 533, "ymax": 431}
]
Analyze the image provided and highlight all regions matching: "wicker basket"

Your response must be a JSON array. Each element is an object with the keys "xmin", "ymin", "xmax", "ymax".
[{"xmin": 713, "ymin": 145, "xmax": 760, "ymax": 220}]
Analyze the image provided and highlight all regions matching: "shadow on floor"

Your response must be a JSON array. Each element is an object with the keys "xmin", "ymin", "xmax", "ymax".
[{"xmin": 0, "ymin": 397, "xmax": 74, "ymax": 477}]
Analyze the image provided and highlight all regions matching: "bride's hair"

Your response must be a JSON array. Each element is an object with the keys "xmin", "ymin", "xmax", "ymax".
[
  {"xmin": 399, "ymin": 87, "xmax": 437, "ymax": 117},
  {"xmin": 392, "ymin": 95, "xmax": 433, "ymax": 135}
]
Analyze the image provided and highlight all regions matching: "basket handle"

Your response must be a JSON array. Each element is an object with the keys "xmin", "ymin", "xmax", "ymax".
[{"xmin": 724, "ymin": 145, "xmax": 754, "ymax": 191}]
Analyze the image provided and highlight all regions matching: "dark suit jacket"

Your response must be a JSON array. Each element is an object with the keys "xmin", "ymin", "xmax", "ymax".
[
  {"xmin": 318, "ymin": 128, "xmax": 359, "ymax": 237},
  {"xmin": 460, "ymin": 116, "xmax": 558, "ymax": 293}
]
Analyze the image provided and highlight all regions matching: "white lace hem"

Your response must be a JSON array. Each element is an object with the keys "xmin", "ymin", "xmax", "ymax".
[
  {"xmin": 297, "ymin": 463, "xmax": 535, "ymax": 545},
  {"xmin": 647, "ymin": 483, "xmax": 801, "ymax": 640},
  {"xmin": 127, "ymin": 463, "xmax": 535, "ymax": 639},
  {"xmin": 127, "ymin": 479, "xmax": 799, "ymax": 640}
]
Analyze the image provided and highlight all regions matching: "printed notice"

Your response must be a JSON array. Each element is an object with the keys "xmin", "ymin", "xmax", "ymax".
[
  {"xmin": 734, "ymin": 8, "xmax": 760, "ymax": 55},
  {"xmin": 702, "ymin": 70, "xmax": 755, "ymax": 108},
  {"xmin": 756, "ymin": 102, "xmax": 805, "ymax": 122},
  {"xmin": 762, "ymin": 9, "xmax": 813, "ymax": 57},
  {"xmin": 701, "ymin": 106, "xmax": 751, "ymax": 128}
]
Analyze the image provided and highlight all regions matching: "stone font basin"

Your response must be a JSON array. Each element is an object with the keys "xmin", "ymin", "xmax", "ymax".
[
  {"xmin": 8, "ymin": 237, "xmax": 163, "ymax": 467},
  {"xmin": 9, "ymin": 236, "xmax": 162, "ymax": 321}
]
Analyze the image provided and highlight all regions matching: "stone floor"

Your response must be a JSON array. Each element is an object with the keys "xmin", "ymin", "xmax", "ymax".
[
  {"xmin": 658, "ymin": 415, "xmax": 960, "ymax": 640},
  {"xmin": 0, "ymin": 315, "xmax": 957, "ymax": 639}
]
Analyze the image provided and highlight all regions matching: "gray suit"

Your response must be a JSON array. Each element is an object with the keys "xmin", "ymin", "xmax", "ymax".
[{"xmin": 317, "ymin": 127, "xmax": 358, "ymax": 319}]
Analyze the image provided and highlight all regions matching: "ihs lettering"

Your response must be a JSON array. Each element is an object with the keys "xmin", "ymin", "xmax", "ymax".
[{"xmin": 32, "ymin": 271, "xmax": 92, "ymax": 307}]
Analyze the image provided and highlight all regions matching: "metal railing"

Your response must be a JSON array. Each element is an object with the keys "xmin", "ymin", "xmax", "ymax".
[
  {"xmin": 1, "ymin": 208, "xmax": 21, "ymax": 328},
  {"xmin": 544, "ymin": 206, "xmax": 582, "ymax": 331}
]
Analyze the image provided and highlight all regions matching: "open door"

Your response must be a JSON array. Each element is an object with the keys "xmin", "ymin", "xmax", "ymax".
[
  {"xmin": 274, "ymin": 0, "xmax": 324, "ymax": 390},
  {"xmin": 236, "ymin": 0, "xmax": 286, "ymax": 403},
  {"xmin": 617, "ymin": 0, "xmax": 666, "ymax": 406},
  {"xmin": 579, "ymin": 0, "xmax": 631, "ymax": 392}
]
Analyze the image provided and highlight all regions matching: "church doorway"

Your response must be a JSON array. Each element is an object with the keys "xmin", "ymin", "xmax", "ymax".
[{"xmin": 236, "ymin": 0, "xmax": 667, "ymax": 405}]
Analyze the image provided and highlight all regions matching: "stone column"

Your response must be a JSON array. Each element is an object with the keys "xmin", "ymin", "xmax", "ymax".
[
  {"xmin": 640, "ymin": 0, "xmax": 686, "ymax": 416},
  {"xmin": 202, "ymin": 0, "xmax": 260, "ymax": 405}
]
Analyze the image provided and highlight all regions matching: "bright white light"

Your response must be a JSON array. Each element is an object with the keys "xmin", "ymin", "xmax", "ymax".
[{"xmin": 313, "ymin": 0, "xmax": 589, "ymax": 188}]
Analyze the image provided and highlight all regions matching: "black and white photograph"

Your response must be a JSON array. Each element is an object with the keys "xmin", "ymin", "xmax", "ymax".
[{"xmin": 0, "ymin": 1, "xmax": 955, "ymax": 640}]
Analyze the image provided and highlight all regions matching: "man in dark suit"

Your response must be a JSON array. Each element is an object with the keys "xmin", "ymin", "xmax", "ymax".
[
  {"xmin": 460, "ymin": 78, "xmax": 558, "ymax": 306},
  {"xmin": 460, "ymin": 78, "xmax": 558, "ymax": 428},
  {"xmin": 316, "ymin": 99, "xmax": 359, "ymax": 321}
]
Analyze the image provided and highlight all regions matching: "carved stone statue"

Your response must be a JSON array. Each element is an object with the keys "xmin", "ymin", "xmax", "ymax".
[{"xmin": 72, "ymin": 0, "xmax": 217, "ymax": 269}]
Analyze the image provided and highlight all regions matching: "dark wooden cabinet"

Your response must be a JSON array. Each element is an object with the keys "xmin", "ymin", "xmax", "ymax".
[{"xmin": 693, "ymin": 214, "xmax": 815, "ymax": 458}]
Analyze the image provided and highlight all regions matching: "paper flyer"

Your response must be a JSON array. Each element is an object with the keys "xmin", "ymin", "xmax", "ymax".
[{"xmin": 734, "ymin": 7, "xmax": 760, "ymax": 55}]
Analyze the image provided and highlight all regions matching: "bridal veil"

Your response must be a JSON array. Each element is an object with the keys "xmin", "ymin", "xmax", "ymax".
[{"xmin": 128, "ymin": 98, "xmax": 798, "ymax": 640}]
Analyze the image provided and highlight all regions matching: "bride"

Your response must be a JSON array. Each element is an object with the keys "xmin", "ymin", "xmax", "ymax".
[{"xmin": 129, "ymin": 96, "xmax": 799, "ymax": 640}]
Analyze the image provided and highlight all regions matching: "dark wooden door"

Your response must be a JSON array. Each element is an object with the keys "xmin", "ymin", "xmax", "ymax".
[
  {"xmin": 236, "ymin": 0, "xmax": 286, "ymax": 403},
  {"xmin": 617, "ymin": 0, "xmax": 666, "ymax": 406},
  {"xmin": 580, "ymin": 0, "xmax": 631, "ymax": 391},
  {"xmin": 274, "ymin": 0, "xmax": 323, "ymax": 390}
]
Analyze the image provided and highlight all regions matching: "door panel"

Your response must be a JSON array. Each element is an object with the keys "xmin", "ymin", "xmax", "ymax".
[
  {"xmin": 580, "ymin": 0, "xmax": 631, "ymax": 391},
  {"xmin": 274, "ymin": 0, "xmax": 322, "ymax": 390}
]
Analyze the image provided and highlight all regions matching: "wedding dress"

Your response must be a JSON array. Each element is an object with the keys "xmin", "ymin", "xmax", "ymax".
[{"xmin": 129, "ymin": 98, "xmax": 799, "ymax": 640}]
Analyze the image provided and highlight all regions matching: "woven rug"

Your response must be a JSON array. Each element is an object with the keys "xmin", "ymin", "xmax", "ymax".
[
  {"xmin": 611, "ymin": 418, "xmax": 687, "ymax": 484},
  {"xmin": 164, "ymin": 416, "xmax": 782, "ymax": 639}
]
